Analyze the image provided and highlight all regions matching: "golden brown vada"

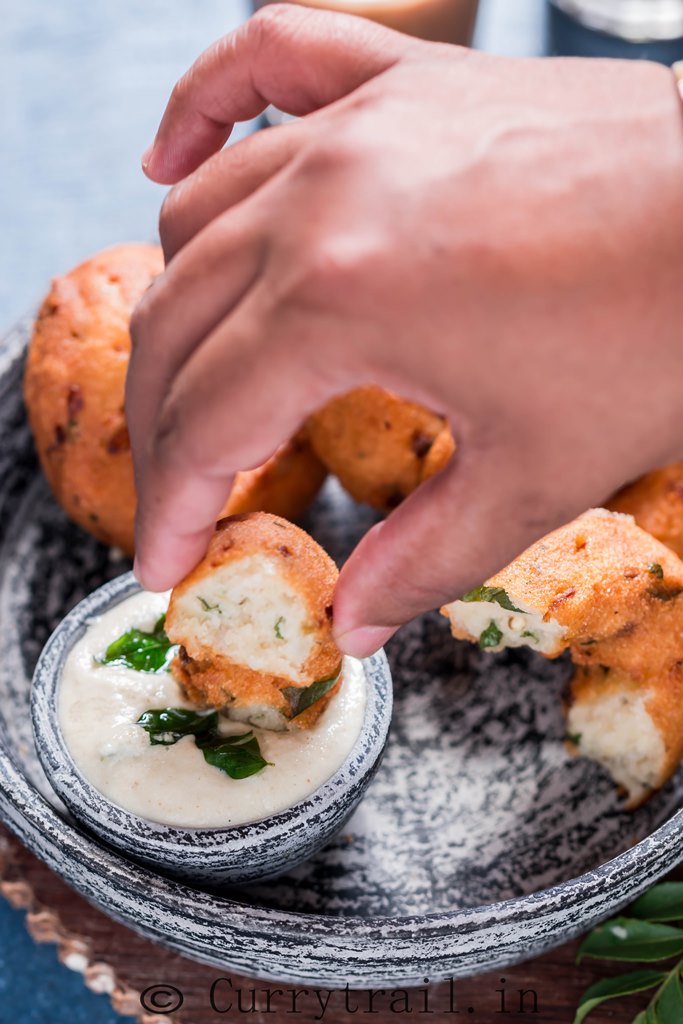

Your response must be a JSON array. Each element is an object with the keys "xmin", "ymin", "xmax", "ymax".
[
  {"xmin": 608, "ymin": 462, "xmax": 683, "ymax": 559},
  {"xmin": 307, "ymin": 385, "xmax": 455, "ymax": 511},
  {"xmin": 222, "ymin": 431, "xmax": 327, "ymax": 524},
  {"xmin": 166, "ymin": 512, "xmax": 343, "ymax": 731},
  {"xmin": 24, "ymin": 245, "xmax": 327, "ymax": 554},
  {"xmin": 24, "ymin": 243, "xmax": 163, "ymax": 553},
  {"xmin": 441, "ymin": 508, "xmax": 683, "ymax": 683}
]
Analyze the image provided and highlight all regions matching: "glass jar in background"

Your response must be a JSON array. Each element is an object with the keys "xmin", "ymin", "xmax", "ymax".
[
  {"xmin": 251, "ymin": 0, "xmax": 480, "ymax": 47},
  {"xmin": 548, "ymin": 0, "xmax": 683, "ymax": 62}
]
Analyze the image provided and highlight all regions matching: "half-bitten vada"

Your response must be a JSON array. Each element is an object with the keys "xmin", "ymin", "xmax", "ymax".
[
  {"xmin": 166, "ymin": 512, "xmax": 343, "ymax": 731},
  {"xmin": 566, "ymin": 662, "xmax": 683, "ymax": 808},
  {"xmin": 441, "ymin": 508, "xmax": 683, "ymax": 684}
]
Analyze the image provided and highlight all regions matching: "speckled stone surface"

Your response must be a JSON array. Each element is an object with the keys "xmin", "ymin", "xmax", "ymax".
[{"xmin": 1, "ymin": 316, "xmax": 683, "ymax": 987}]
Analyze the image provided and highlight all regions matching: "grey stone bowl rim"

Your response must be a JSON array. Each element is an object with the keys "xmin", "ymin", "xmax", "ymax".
[{"xmin": 30, "ymin": 571, "xmax": 392, "ymax": 860}]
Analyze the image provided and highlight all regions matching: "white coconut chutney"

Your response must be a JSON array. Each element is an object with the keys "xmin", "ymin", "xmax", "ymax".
[{"xmin": 58, "ymin": 590, "xmax": 366, "ymax": 828}]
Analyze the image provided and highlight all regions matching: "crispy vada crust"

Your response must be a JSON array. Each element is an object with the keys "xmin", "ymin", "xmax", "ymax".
[
  {"xmin": 23, "ymin": 243, "xmax": 163, "ymax": 553},
  {"xmin": 608, "ymin": 462, "xmax": 683, "ymax": 559},
  {"xmin": 307, "ymin": 385, "xmax": 455, "ymax": 511},
  {"xmin": 444, "ymin": 509, "xmax": 683, "ymax": 682},
  {"xmin": 173, "ymin": 649, "xmax": 342, "ymax": 731},
  {"xmin": 24, "ymin": 244, "xmax": 327, "ymax": 554},
  {"xmin": 443, "ymin": 508, "xmax": 683, "ymax": 805},
  {"xmin": 221, "ymin": 432, "xmax": 327, "ymax": 522},
  {"xmin": 166, "ymin": 512, "xmax": 342, "ymax": 729}
]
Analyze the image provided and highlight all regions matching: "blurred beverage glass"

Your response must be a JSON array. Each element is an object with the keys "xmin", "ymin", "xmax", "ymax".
[
  {"xmin": 548, "ymin": 0, "xmax": 683, "ymax": 62},
  {"xmin": 251, "ymin": 0, "xmax": 480, "ymax": 46}
]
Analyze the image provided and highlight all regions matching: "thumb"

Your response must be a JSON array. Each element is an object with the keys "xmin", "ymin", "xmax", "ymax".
[{"xmin": 332, "ymin": 450, "xmax": 563, "ymax": 658}]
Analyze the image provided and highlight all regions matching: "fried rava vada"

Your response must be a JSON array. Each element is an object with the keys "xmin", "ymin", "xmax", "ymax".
[
  {"xmin": 566, "ymin": 662, "xmax": 683, "ymax": 808},
  {"xmin": 24, "ymin": 243, "xmax": 163, "ymax": 553},
  {"xmin": 222, "ymin": 431, "xmax": 327, "ymax": 526},
  {"xmin": 441, "ymin": 508, "xmax": 683, "ymax": 681},
  {"xmin": 307, "ymin": 385, "xmax": 455, "ymax": 512},
  {"xmin": 166, "ymin": 512, "xmax": 343, "ymax": 731},
  {"xmin": 608, "ymin": 462, "xmax": 683, "ymax": 560},
  {"xmin": 441, "ymin": 508, "xmax": 683, "ymax": 804},
  {"xmin": 24, "ymin": 245, "xmax": 327, "ymax": 555}
]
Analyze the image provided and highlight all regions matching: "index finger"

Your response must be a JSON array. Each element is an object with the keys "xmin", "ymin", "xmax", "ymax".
[{"xmin": 143, "ymin": 3, "xmax": 414, "ymax": 183}]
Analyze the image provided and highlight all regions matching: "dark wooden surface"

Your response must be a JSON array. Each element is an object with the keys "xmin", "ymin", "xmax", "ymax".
[{"xmin": 1, "ymin": 823, "xmax": 677, "ymax": 1024}]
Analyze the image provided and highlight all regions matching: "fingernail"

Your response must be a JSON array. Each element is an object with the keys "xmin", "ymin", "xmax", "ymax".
[
  {"xmin": 335, "ymin": 625, "xmax": 396, "ymax": 659},
  {"xmin": 141, "ymin": 142, "xmax": 155, "ymax": 172},
  {"xmin": 133, "ymin": 555, "xmax": 146, "ymax": 587}
]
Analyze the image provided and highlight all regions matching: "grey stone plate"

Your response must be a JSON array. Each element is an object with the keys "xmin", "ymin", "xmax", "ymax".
[{"xmin": 1, "ymin": 316, "xmax": 682, "ymax": 986}]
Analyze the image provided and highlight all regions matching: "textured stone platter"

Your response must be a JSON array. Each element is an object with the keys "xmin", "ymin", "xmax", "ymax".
[{"xmin": 1, "ymin": 316, "xmax": 682, "ymax": 987}]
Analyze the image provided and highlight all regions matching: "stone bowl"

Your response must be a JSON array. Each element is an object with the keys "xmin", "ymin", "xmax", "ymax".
[{"xmin": 30, "ymin": 572, "xmax": 392, "ymax": 886}]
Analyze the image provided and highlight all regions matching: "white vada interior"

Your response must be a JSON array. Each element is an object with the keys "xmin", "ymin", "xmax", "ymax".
[
  {"xmin": 170, "ymin": 554, "xmax": 315, "ymax": 682},
  {"xmin": 443, "ymin": 596, "xmax": 567, "ymax": 656},
  {"xmin": 567, "ymin": 684, "xmax": 664, "ymax": 806}
]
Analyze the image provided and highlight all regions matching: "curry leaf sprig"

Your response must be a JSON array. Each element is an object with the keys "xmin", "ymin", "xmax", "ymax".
[
  {"xmin": 137, "ymin": 706, "xmax": 271, "ymax": 779},
  {"xmin": 96, "ymin": 614, "xmax": 177, "ymax": 673},
  {"xmin": 573, "ymin": 883, "xmax": 683, "ymax": 1023}
]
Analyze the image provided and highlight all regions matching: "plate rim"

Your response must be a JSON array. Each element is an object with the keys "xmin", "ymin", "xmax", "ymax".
[{"xmin": 3, "ymin": 735, "xmax": 683, "ymax": 935}]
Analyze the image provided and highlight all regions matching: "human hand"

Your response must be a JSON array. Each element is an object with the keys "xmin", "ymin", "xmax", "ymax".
[{"xmin": 128, "ymin": 3, "xmax": 683, "ymax": 657}]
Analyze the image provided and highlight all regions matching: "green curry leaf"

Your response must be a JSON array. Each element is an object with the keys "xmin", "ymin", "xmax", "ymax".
[
  {"xmin": 577, "ymin": 918, "xmax": 683, "ymax": 964},
  {"xmin": 195, "ymin": 728, "xmax": 271, "ymax": 779},
  {"xmin": 572, "ymin": 971, "xmax": 666, "ymax": 1024},
  {"xmin": 461, "ymin": 585, "xmax": 523, "ymax": 613},
  {"xmin": 137, "ymin": 708, "xmax": 218, "ymax": 746},
  {"xmin": 479, "ymin": 621, "xmax": 503, "ymax": 650},
  {"xmin": 655, "ymin": 966, "xmax": 683, "ymax": 1023},
  {"xmin": 96, "ymin": 617, "xmax": 177, "ymax": 673},
  {"xmin": 282, "ymin": 664, "xmax": 343, "ymax": 719},
  {"xmin": 137, "ymin": 709, "xmax": 271, "ymax": 778},
  {"xmin": 631, "ymin": 885, "xmax": 683, "ymax": 924}
]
